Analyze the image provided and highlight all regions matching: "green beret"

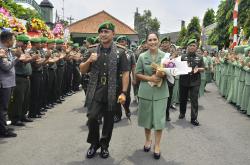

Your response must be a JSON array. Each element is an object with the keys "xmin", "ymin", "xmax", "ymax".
[
  {"xmin": 16, "ymin": 34, "xmax": 29, "ymax": 42},
  {"xmin": 86, "ymin": 37, "xmax": 95, "ymax": 45},
  {"xmin": 40, "ymin": 37, "xmax": 48, "ymax": 43},
  {"xmin": 161, "ymin": 37, "xmax": 171, "ymax": 44},
  {"xmin": 73, "ymin": 43, "xmax": 79, "ymax": 48},
  {"xmin": 116, "ymin": 35, "xmax": 128, "ymax": 42},
  {"xmin": 98, "ymin": 21, "xmax": 115, "ymax": 33},
  {"xmin": 47, "ymin": 39, "xmax": 56, "ymax": 44},
  {"xmin": 93, "ymin": 37, "xmax": 100, "ymax": 44},
  {"xmin": 140, "ymin": 39, "xmax": 146, "ymax": 45},
  {"xmin": 56, "ymin": 39, "xmax": 64, "ymax": 44},
  {"xmin": 187, "ymin": 39, "xmax": 197, "ymax": 46},
  {"xmin": 30, "ymin": 38, "xmax": 41, "ymax": 43}
]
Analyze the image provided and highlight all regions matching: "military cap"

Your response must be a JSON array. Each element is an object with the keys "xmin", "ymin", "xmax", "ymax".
[
  {"xmin": 116, "ymin": 35, "xmax": 128, "ymax": 42},
  {"xmin": 30, "ymin": 37, "xmax": 41, "ymax": 43},
  {"xmin": 16, "ymin": 34, "xmax": 29, "ymax": 43},
  {"xmin": 73, "ymin": 43, "xmax": 79, "ymax": 48},
  {"xmin": 40, "ymin": 37, "xmax": 48, "ymax": 43},
  {"xmin": 98, "ymin": 21, "xmax": 115, "ymax": 33},
  {"xmin": 55, "ymin": 39, "xmax": 64, "ymax": 44},
  {"xmin": 160, "ymin": 37, "xmax": 171, "ymax": 44},
  {"xmin": 47, "ymin": 39, "xmax": 56, "ymax": 44},
  {"xmin": 86, "ymin": 37, "xmax": 95, "ymax": 45},
  {"xmin": 140, "ymin": 39, "xmax": 146, "ymax": 45},
  {"xmin": 187, "ymin": 39, "xmax": 197, "ymax": 46}
]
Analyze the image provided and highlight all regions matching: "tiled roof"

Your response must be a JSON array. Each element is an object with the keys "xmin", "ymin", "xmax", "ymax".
[{"xmin": 68, "ymin": 10, "xmax": 137, "ymax": 35}]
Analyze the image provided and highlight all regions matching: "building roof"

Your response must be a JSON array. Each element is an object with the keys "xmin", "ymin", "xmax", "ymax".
[
  {"xmin": 68, "ymin": 10, "xmax": 137, "ymax": 35},
  {"xmin": 39, "ymin": 0, "xmax": 54, "ymax": 8}
]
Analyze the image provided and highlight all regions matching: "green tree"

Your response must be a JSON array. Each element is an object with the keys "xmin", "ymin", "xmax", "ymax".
[
  {"xmin": 238, "ymin": 0, "xmax": 250, "ymax": 38},
  {"xmin": 185, "ymin": 16, "xmax": 201, "ymax": 44},
  {"xmin": 0, "ymin": 0, "xmax": 41, "ymax": 20},
  {"xmin": 176, "ymin": 26, "xmax": 187, "ymax": 46},
  {"xmin": 203, "ymin": 8, "xmax": 215, "ymax": 27},
  {"xmin": 208, "ymin": 0, "xmax": 234, "ymax": 49},
  {"xmin": 134, "ymin": 9, "xmax": 160, "ymax": 40}
]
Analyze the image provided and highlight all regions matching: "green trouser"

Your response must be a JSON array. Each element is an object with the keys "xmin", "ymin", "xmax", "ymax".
[{"xmin": 8, "ymin": 76, "xmax": 30, "ymax": 122}]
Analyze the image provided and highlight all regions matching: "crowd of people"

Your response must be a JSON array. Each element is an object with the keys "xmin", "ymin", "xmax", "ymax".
[{"xmin": 1, "ymin": 20, "xmax": 250, "ymax": 160}]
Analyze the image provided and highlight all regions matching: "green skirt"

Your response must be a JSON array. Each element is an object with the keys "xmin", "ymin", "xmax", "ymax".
[
  {"xmin": 138, "ymin": 98, "xmax": 167, "ymax": 130},
  {"xmin": 199, "ymin": 80, "xmax": 206, "ymax": 97},
  {"xmin": 227, "ymin": 76, "xmax": 236, "ymax": 103},
  {"xmin": 240, "ymin": 85, "xmax": 250, "ymax": 111},
  {"xmin": 220, "ymin": 75, "xmax": 229, "ymax": 97},
  {"xmin": 237, "ymin": 81, "xmax": 245, "ymax": 106},
  {"xmin": 233, "ymin": 76, "xmax": 239, "ymax": 104},
  {"xmin": 215, "ymin": 67, "xmax": 221, "ymax": 86},
  {"xmin": 205, "ymin": 71, "xmax": 212, "ymax": 83},
  {"xmin": 171, "ymin": 79, "xmax": 179, "ymax": 104}
]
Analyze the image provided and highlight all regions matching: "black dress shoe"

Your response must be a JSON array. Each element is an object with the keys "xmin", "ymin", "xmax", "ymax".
[
  {"xmin": 56, "ymin": 99, "xmax": 62, "ymax": 104},
  {"xmin": 166, "ymin": 117, "xmax": 171, "ymax": 121},
  {"xmin": 11, "ymin": 121, "xmax": 25, "ymax": 126},
  {"xmin": 86, "ymin": 144, "xmax": 100, "ymax": 159},
  {"xmin": 21, "ymin": 118, "xmax": 33, "ymax": 122},
  {"xmin": 28, "ymin": 115, "xmax": 42, "ymax": 118},
  {"xmin": 179, "ymin": 114, "xmax": 185, "ymax": 119},
  {"xmin": 38, "ymin": 112, "xmax": 45, "ymax": 116},
  {"xmin": 153, "ymin": 152, "xmax": 161, "ymax": 160},
  {"xmin": 191, "ymin": 120, "xmax": 200, "ymax": 126},
  {"xmin": 7, "ymin": 128, "xmax": 14, "ymax": 132},
  {"xmin": 0, "ymin": 131, "xmax": 17, "ymax": 138},
  {"xmin": 114, "ymin": 116, "xmax": 121, "ymax": 123},
  {"xmin": 100, "ymin": 148, "xmax": 109, "ymax": 159}
]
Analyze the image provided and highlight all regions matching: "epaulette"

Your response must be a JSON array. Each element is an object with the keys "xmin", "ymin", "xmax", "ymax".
[
  {"xmin": 88, "ymin": 44, "xmax": 99, "ymax": 48},
  {"xmin": 116, "ymin": 44, "xmax": 127, "ymax": 50}
]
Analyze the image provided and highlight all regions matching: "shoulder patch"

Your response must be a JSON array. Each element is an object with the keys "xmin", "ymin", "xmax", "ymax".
[{"xmin": 88, "ymin": 44, "xmax": 99, "ymax": 48}]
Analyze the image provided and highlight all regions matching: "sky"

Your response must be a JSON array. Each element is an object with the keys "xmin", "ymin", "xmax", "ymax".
[{"xmin": 32, "ymin": 0, "xmax": 221, "ymax": 33}]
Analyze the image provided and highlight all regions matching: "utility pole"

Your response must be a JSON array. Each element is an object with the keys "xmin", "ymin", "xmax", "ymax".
[
  {"xmin": 67, "ymin": 16, "xmax": 75, "ymax": 25},
  {"xmin": 62, "ymin": 0, "xmax": 65, "ymax": 21}
]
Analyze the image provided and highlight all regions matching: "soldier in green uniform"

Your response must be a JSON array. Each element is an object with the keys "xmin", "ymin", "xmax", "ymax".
[
  {"xmin": 8, "ymin": 34, "xmax": 34, "ymax": 125},
  {"xmin": 55, "ymin": 39, "xmax": 66, "ymax": 103},
  {"xmin": 179, "ymin": 39, "xmax": 205, "ymax": 126},
  {"xmin": 80, "ymin": 21, "xmax": 129, "ymax": 159},
  {"xmin": 28, "ymin": 38, "xmax": 45, "ymax": 118},
  {"xmin": 71, "ymin": 43, "xmax": 82, "ymax": 92},
  {"xmin": 114, "ymin": 35, "xmax": 136, "ymax": 122},
  {"xmin": 47, "ymin": 39, "xmax": 59, "ymax": 107}
]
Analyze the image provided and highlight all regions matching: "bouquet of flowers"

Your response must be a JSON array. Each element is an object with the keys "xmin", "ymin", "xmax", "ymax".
[
  {"xmin": 0, "ymin": 7, "xmax": 10, "ymax": 17},
  {"xmin": 26, "ymin": 18, "xmax": 46, "ymax": 32},
  {"xmin": 42, "ymin": 25, "xmax": 54, "ymax": 39},
  {"xmin": 0, "ymin": 13, "xmax": 9, "ymax": 28},
  {"xmin": 9, "ymin": 17, "xmax": 27, "ymax": 33},
  {"xmin": 53, "ymin": 23, "xmax": 64, "ymax": 38}
]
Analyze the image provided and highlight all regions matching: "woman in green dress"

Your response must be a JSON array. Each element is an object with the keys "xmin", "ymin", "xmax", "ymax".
[
  {"xmin": 135, "ymin": 32, "xmax": 169, "ymax": 160},
  {"xmin": 227, "ymin": 54, "xmax": 236, "ymax": 103}
]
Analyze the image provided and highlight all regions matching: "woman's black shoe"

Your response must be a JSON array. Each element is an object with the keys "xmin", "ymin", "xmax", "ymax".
[
  {"xmin": 143, "ymin": 141, "xmax": 152, "ymax": 152},
  {"xmin": 153, "ymin": 152, "xmax": 161, "ymax": 160}
]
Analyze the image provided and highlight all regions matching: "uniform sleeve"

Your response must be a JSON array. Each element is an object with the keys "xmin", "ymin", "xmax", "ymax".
[
  {"xmin": 131, "ymin": 53, "xmax": 136, "ymax": 67},
  {"xmin": 200, "ymin": 56, "xmax": 205, "ymax": 68},
  {"xmin": 135, "ymin": 55, "xmax": 144, "ymax": 74},
  {"xmin": 0, "ymin": 57, "xmax": 18, "ymax": 71},
  {"xmin": 119, "ymin": 51, "xmax": 129, "ymax": 72},
  {"xmin": 83, "ymin": 50, "xmax": 91, "ymax": 62}
]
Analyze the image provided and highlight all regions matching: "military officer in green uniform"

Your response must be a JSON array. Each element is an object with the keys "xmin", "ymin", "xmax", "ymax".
[
  {"xmin": 80, "ymin": 21, "xmax": 129, "ymax": 159},
  {"xmin": 9, "ymin": 34, "xmax": 34, "ymax": 125},
  {"xmin": 179, "ymin": 39, "xmax": 205, "ymax": 126},
  {"xmin": 114, "ymin": 35, "xmax": 136, "ymax": 122},
  {"xmin": 160, "ymin": 37, "xmax": 174, "ymax": 121},
  {"xmin": 28, "ymin": 38, "xmax": 45, "ymax": 118}
]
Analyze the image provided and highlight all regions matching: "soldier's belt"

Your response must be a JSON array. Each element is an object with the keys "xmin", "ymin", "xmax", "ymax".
[{"xmin": 100, "ymin": 76, "xmax": 107, "ymax": 85}]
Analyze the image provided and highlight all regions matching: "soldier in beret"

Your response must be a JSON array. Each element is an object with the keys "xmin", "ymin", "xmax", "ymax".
[
  {"xmin": 179, "ymin": 39, "xmax": 205, "ymax": 126},
  {"xmin": 80, "ymin": 21, "xmax": 129, "ymax": 159}
]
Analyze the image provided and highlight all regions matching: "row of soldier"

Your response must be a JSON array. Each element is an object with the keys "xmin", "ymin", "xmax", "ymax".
[
  {"xmin": 0, "ymin": 31, "xmax": 83, "ymax": 137},
  {"xmin": 213, "ymin": 47, "xmax": 250, "ymax": 116}
]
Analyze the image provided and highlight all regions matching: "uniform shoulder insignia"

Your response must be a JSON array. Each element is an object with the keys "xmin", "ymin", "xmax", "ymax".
[{"xmin": 116, "ymin": 44, "xmax": 126, "ymax": 50}]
